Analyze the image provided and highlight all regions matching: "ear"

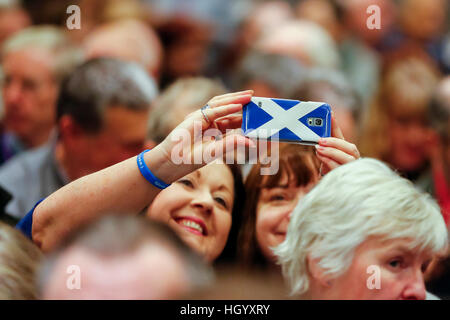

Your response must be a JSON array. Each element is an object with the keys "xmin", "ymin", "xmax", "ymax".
[
  {"xmin": 58, "ymin": 115, "xmax": 84, "ymax": 142},
  {"xmin": 307, "ymin": 253, "xmax": 332, "ymax": 288},
  {"xmin": 144, "ymin": 139, "xmax": 157, "ymax": 150}
]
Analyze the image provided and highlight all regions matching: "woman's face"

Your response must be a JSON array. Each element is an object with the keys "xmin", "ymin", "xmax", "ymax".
[
  {"xmin": 320, "ymin": 237, "xmax": 432, "ymax": 300},
  {"xmin": 389, "ymin": 115, "xmax": 432, "ymax": 172},
  {"xmin": 146, "ymin": 163, "xmax": 234, "ymax": 262},
  {"xmin": 255, "ymin": 170, "xmax": 319, "ymax": 262}
]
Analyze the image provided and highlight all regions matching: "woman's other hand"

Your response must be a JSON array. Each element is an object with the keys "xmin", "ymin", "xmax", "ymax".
[{"xmin": 315, "ymin": 113, "xmax": 360, "ymax": 175}]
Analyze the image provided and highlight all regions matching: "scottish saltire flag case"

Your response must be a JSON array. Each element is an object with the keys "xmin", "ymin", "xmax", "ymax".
[{"xmin": 241, "ymin": 97, "xmax": 332, "ymax": 145}]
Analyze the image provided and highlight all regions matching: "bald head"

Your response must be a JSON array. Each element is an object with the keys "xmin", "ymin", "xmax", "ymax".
[
  {"xmin": 42, "ymin": 241, "xmax": 190, "ymax": 299},
  {"xmin": 83, "ymin": 19, "xmax": 163, "ymax": 78}
]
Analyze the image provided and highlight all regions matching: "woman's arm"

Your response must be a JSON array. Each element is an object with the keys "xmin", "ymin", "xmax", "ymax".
[{"xmin": 33, "ymin": 91, "xmax": 254, "ymax": 252}]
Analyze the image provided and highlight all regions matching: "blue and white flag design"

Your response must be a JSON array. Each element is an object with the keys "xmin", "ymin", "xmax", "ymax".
[{"xmin": 241, "ymin": 97, "xmax": 331, "ymax": 144}]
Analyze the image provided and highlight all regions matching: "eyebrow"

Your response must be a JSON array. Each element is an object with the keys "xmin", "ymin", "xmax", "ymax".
[
  {"xmin": 262, "ymin": 181, "xmax": 297, "ymax": 189},
  {"xmin": 388, "ymin": 246, "xmax": 411, "ymax": 254},
  {"xmin": 383, "ymin": 244, "xmax": 419, "ymax": 257},
  {"xmin": 217, "ymin": 184, "xmax": 232, "ymax": 194}
]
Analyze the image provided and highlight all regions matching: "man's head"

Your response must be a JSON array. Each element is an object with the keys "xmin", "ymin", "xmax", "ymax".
[
  {"xmin": 39, "ymin": 215, "xmax": 212, "ymax": 299},
  {"xmin": 83, "ymin": 19, "xmax": 163, "ymax": 80},
  {"xmin": 0, "ymin": 3, "xmax": 31, "ymax": 46},
  {"xmin": 233, "ymin": 50, "xmax": 308, "ymax": 99},
  {"xmin": 1, "ymin": 26, "xmax": 81, "ymax": 148},
  {"xmin": 56, "ymin": 57, "xmax": 158, "ymax": 180}
]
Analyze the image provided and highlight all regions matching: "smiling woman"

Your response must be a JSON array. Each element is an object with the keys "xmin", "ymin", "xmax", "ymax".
[
  {"xmin": 19, "ymin": 90, "xmax": 253, "ymax": 265},
  {"xmin": 238, "ymin": 116, "xmax": 359, "ymax": 270},
  {"xmin": 147, "ymin": 162, "xmax": 245, "ymax": 263},
  {"xmin": 238, "ymin": 143, "xmax": 320, "ymax": 269}
]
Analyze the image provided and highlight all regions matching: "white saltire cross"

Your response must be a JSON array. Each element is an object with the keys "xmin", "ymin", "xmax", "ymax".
[{"xmin": 245, "ymin": 98, "xmax": 324, "ymax": 141}]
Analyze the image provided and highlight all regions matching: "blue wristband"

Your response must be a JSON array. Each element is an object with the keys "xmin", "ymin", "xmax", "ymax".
[{"xmin": 137, "ymin": 149, "xmax": 171, "ymax": 189}]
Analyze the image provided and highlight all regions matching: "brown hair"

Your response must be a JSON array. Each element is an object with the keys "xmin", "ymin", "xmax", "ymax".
[
  {"xmin": 237, "ymin": 143, "xmax": 320, "ymax": 269},
  {"xmin": 359, "ymin": 54, "xmax": 441, "ymax": 160},
  {"xmin": 0, "ymin": 222, "xmax": 43, "ymax": 299},
  {"xmin": 214, "ymin": 163, "xmax": 246, "ymax": 266}
]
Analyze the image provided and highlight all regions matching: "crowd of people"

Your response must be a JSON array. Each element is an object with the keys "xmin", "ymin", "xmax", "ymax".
[{"xmin": 0, "ymin": 0, "xmax": 449, "ymax": 300}]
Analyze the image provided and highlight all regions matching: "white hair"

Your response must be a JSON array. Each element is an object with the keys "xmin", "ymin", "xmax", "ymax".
[
  {"xmin": 274, "ymin": 158, "xmax": 448, "ymax": 296},
  {"xmin": 2, "ymin": 25, "xmax": 83, "ymax": 81},
  {"xmin": 255, "ymin": 20, "xmax": 341, "ymax": 69}
]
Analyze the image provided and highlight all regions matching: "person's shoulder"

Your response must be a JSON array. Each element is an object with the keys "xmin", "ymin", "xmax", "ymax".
[{"xmin": 0, "ymin": 144, "xmax": 53, "ymax": 181}]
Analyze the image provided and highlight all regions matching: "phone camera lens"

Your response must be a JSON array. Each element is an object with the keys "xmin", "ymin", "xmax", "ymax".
[{"xmin": 315, "ymin": 119, "xmax": 323, "ymax": 126}]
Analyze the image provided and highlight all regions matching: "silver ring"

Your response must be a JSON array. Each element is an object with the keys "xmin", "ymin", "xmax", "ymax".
[{"xmin": 201, "ymin": 104, "xmax": 211, "ymax": 123}]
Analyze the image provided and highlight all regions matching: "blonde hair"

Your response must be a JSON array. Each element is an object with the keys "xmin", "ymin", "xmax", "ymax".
[
  {"xmin": 359, "ymin": 56, "xmax": 440, "ymax": 159},
  {"xmin": 0, "ymin": 222, "xmax": 43, "ymax": 299},
  {"xmin": 275, "ymin": 158, "xmax": 448, "ymax": 296}
]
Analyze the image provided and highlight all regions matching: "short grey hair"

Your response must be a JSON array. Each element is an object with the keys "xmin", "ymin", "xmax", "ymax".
[
  {"xmin": 233, "ymin": 50, "xmax": 308, "ymax": 99},
  {"xmin": 57, "ymin": 57, "xmax": 158, "ymax": 133},
  {"xmin": 2, "ymin": 25, "xmax": 83, "ymax": 82},
  {"xmin": 275, "ymin": 158, "xmax": 448, "ymax": 296}
]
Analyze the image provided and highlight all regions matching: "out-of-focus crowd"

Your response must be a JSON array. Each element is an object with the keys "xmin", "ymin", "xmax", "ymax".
[{"xmin": 0, "ymin": 0, "xmax": 449, "ymax": 300}]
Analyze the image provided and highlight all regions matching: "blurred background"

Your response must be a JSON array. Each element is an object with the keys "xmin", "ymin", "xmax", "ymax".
[
  {"xmin": 0, "ymin": 0, "xmax": 449, "ymax": 299},
  {"xmin": 0, "ymin": 0, "xmax": 449, "ymax": 216}
]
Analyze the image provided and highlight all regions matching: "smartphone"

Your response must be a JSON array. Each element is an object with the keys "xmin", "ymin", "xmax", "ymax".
[{"xmin": 241, "ymin": 97, "xmax": 331, "ymax": 145}]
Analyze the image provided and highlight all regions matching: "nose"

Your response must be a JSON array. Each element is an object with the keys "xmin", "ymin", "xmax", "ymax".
[
  {"xmin": 4, "ymin": 79, "xmax": 23, "ymax": 107},
  {"xmin": 190, "ymin": 190, "xmax": 214, "ymax": 215},
  {"xmin": 401, "ymin": 270, "xmax": 426, "ymax": 300}
]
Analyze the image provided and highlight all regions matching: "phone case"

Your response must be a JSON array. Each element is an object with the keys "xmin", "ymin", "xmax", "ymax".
[{"xmin": 241, "ymin": 97, "xmax": 331, "ymax": 145}]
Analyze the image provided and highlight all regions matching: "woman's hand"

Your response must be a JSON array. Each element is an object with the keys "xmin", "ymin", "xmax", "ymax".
[
  {"xmin": 33, "ymin": 91, "xmax": 255, "ymax": 252},
  {"xmin": 156, "ymin": 90, "xmax": 255, "ymax": 180},
  {"xmin": 315, "ymin": 114, "xmax": 360, "ymax": 175}
]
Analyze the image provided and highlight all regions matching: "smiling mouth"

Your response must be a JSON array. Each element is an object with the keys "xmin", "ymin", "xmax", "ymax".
[{"xmin": 175, "ymin": 217, "xmax": 208, "ymax": 236}]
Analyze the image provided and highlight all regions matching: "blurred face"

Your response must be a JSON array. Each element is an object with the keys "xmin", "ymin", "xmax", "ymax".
[
  {"xmin": 2, "ymin": 48, "xmax": 58, "ymax": 147},
  {"xmin": 147, "ymin": 163, "xmax": 235, "ymax": 262},
  {"xmin": 245, "ymin": 80, "xmax": 280, "ymax": 98},
  {"xmin": 388, "ymin": 114, "xmax": 432, "ymax": 172},
  {"xmin": 401, "ymin": 0, "xmax": 446, "ymax": 40},
  {"xmin": 319, "ymin": 238, "xmax": 432, "ymax": 300},
  {"xmin": 162, "ymin": 19, "xmax": 212, "ymax": 78},
  {"xmin": 0, "ymin": 9, "xmax": 30, "ymax": 45},
  {"xmin": 344, "ymin": 0, "xmax": 396, "ymax": 43},
  {"xmin": 66, "ymin": 106, "xmax": 149, "ymax": 180},
  {"xmin": 297, "ymin": 0, "xmax": 342, "ymax": 42},
  {"xmin": 256, "ymin": 169, "xmax": 319, "ymax": 262},
  {"xmin": 83, "ymin": 28, "xmax": 162, "ymax": 79},
  {"xmin": 244, "ymin": 1, "xmax": 294, "ymax": 45}
]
